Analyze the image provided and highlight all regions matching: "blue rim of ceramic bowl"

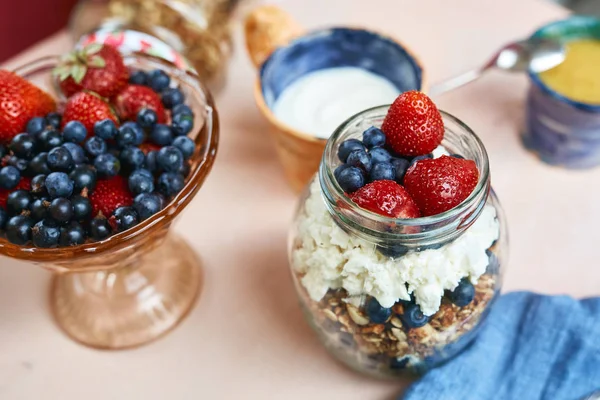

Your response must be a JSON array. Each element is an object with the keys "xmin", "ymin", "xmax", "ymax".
[
  {"xmin": 258, "ymin": 26, "xmax": 425, "ymax": 98},
  {"xmin": 528, "ymin": 15, "xmax": 600, "ymax": 113}
]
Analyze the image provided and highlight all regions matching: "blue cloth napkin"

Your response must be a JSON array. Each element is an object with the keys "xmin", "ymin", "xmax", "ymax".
[{"xmin": 402, "ymin": 292, "xmax": 600, "ymax": 400}]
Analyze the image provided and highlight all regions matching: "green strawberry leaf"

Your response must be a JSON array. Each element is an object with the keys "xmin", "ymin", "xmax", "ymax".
[
  {"xmin": 88, "ymin": 55, "xmax": 106, "ymax": 68},
  {"xmin": 52, "ymin": 65, "xmax": 71, "ymax": 81},
  {"xmin": 72, "ymin": 64, "xmax": 88, "ymax": 84},
  {"xmin": 84, "ymin": 43, "xmax": 103, "ymax": 56}
]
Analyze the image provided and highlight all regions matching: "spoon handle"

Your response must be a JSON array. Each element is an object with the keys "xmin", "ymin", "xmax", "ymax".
[{"xmin": 428, "ymin": 68, "xmax": 485, "ymax": 96}]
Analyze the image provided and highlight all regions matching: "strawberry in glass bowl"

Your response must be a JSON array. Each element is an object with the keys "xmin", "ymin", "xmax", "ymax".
[
  {"xmin": 0, "ymin": 45, "xmax": 219, "ymax": 349},
  {"xmin": 289, "ymin": 91, "xmax": 507, "ymax": 377}
]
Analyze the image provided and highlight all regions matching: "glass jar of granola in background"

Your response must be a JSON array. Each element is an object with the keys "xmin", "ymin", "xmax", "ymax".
[
  {"xmin": 289, "ymin": 106, "xmax": 508, "ymax": 378},
  {"xmin": 68, "ymin": 0, "xmax": 241, "ymax": 92}
]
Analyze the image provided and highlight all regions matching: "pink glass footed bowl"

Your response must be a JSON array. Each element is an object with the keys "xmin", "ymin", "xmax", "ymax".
[{"xmin": 1, "ymin": 54, "xmax": 219, "ymax": 350}]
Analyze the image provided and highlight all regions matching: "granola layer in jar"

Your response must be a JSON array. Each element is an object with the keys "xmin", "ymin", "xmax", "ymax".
[{"xmin": 288, "ymin": 107, "xmax": 507, "ymax": 378}]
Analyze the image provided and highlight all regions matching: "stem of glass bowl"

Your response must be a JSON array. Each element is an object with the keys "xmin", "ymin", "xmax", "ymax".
[{"xmin": 49, "ymin": 233, "xmax": 203, "ymax": 350}]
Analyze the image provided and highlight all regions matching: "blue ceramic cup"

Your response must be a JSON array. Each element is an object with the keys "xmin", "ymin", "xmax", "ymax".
[
  {"xmin": 251, "ymin": 26, "xmax": 425, "ymax": 191},
  {"xmin": 523, "ymin": 16, "xmax": 600, "ymax": 169}
]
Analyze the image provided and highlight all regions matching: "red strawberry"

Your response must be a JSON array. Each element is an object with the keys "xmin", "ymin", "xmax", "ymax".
[
  {"xmin": 404, "ymin": 155, "xmax": 479, "ymax": 216},
  {"xmin": 61, "ymin": 92, "xmax": 118, "ymax": 135},
  {"xmin": 0, "ymin": 177, "xmax": 31, "ymax": 208},
  {"xmin": 381, "ymin": 91, "xmax": 444, "ymax": 157},
  {"xmin": 53, "ymin": 44, "xmax": 128, "ymax": 98},
  {"xmin": 0, "ymin": 70, "xmax": 56, "ymax": 143},
  {"xmin": 89, "ymin": 175, "xmax": 134, "ymax": 218},
  {"xmin": 349, "ymin": 180, "xmax": 420, "ymax": 219},
  {"xmin": 114, "ymin": 85, "xmax": 166, "ymax": 123}
]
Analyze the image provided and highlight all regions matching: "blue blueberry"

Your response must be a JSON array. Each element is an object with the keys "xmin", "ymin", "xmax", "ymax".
[
  {"xmin": 133, "ymin": 192, "xmax": 163, "ymax": 220},
  {"xmin": 93, "ymin": 119, "xmax": 118, "ymax": 140},
  {"xmin": 0, "ymin": 166, "xmax": 21, "ymax": 189},
  {"xmin": 28, "ymin": 153, "xmax": 51, "ymax": 176},
  {"xmin": 62, "ymin": 121, "xmax": 87, "ymax": 143},
  {"xmin": 6, "ymin": 190, "xmax": 32, "ymax": 215},
  {"xmin": 157, "ymin": 146, "xmax": 184, "ymax": 172},
  {"xmin": 337, "ymin": 139, "xmax": 365, "ymax": 163},
  {"xmin": 400, "ymin": 303, "xmax": 429, "ymax": 329},
  {"xmin": 408, "ymin": 154, "xmax": 433, "ymax": 169},
  {"xmin": 161, "ymin": 87, "xmax": 184, "ymax": 109},
  {"xmin": 10, "ymin": 133, "xmax": 37, "ymax": 159},
  {"xmin": 148, "ymin": 69, "xmax": 170, "ymax": 92},
  {"xmin": 45, "ymin": 112, "xmax": 61, "ymax": 129},
  {"xmin": 390, "ymin": 357, "xmax": 409, "ymax": 370},
  {"xmin": 334, "ymin": 164, "xmax": 349, "ymax": 181},
  {"xmin": 119, "ymin": 122, "xmax": 145, "ymax": 146},
  {"xmin": 369, "ymin": 147, "xmax": 392, "ymax": 164},
  {"xmin": 150, "ymin": 124, "xmax": 174, "ymax": 145},
  {"xmin": 336, "ymin": 166, "xmax": 365, "ymax": 192},
  {"xmin": 171, "ymin": 113, "xmax": 193, "ymax": 136},
  {"xmin": 157, "ymin": 172, "xmax": 185, "ymax": 196},
  {"xmin": 0, "ymin": 145, "xmax": 6, "ymax": 159},
  {"xmin": 133, "ymin": 168, "xmax": 153, "ymax": 180},
  {"xmin": 26, "ymin": 117, "xmax": 47, "ymax": 136},
  {"xmin": 4, "ymin": 156, "xmax": 28, "ymax": 175},
  {"xmin": 365, "ymin": 297, "xmax": 392, "ymax": 323},
  {"xmin": 129, "ymin": 70, "xmax": 148, "ymax": 85},
  {"xmin": 172, "ymin": 104, "xmax": 193, "ymax": 118},
  {"xmin": 115, "ymin": 125, "xmax": 137, "ymax": 148},
  {"xmin": 120, "ymin": 146, "xmax": 145, "ymax": 170},
  {"xmin": 346, "ymin": 148, "xmax": 372, "ymax": 173},
  {"xmin": 30, "ymin": 197, "xmax": 49, "ymax": 220},
  {"xmin": 113, "ymin": 206, "xmax": 139, "ymax": 231},
  {"xmin": 0, "ymin": 206, "xmax": 7, "ymax": 229},
  {"xmin": 5, "ymin": 215, "xmax": 34, "ymax": 245},
  {"xmin": 89, "ymin": 218, "xmax": 112, "ymax": 240},
  {"xmin": 128, "ymin": 169, "xmax": 155, "ymax": 195},
  {"xmin": 69, "ymin": 165, "xmax": 97, "ymax": 193},
  {"xmin": 84, "ymin": 137, "xmax": 107, "ymax": 157},
  {"xmin": 362, "ymin": 126, "xmax": 386, "ymax": 148},
  {"xmin": 377, "ymin": 244, "xmax": 410, "ymax": 258},
  {"xmin": 448, "ymin": 278, "xmax": 475, "ymax": 307},
  {"xmin": 60, "ymin": 221, "xmax": 86, "ymax": 246},
  {"xmin": 31, "ymin": 174, "xmax": 47, "ymax": 194},
  {"xmin": 172, "ymin": 136, "xmax": 194, "ymax": 159},
  {"xmin": 370, "ymin": 162, "xmax": 395, "ymax": 181},
  {"xmin": 45, "ymin": 172, "xmax": 74, "ymax": 198},
  {"xmin": 390, "ymin": 157, "xmax": 410, "ymax": 183},
  {"xmin": 38, "ymin": 129, "xmax": 63, "ymax": 151},
  {"xmin": 94, "ymin": 153, "xmax": 121, "ymax": 177},
  {"xmin": 137, "ymin": 108, "xmax": 158, "ymax": 129},
  {"xmin": 47, "ymin": 146, "xmax": 74, "ymax": 172},
  {"xmin": 62, "ymin": 142, "xmax": 87, "ymax": 165},
  {"xmin": 49, "ymin": 198, "xmax": 73, "ymax": 223},
  {"xmin": 145, "ymin": 151, "xmax": 158, "ymax": 172},
  {"xmin": 71, "ymin": 195, "xmax": 92, "ymax": 221}
]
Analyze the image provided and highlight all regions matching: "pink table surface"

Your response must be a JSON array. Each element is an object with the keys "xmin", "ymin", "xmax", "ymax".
[{"xmin": 1, "ymin": 0, "xmax": 592, "ymax": 399}]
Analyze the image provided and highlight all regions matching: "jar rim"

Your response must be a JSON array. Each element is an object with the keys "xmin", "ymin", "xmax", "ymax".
[{"xmin": 319, "ymin": 106, "xmax": 490, "ymax": 242}]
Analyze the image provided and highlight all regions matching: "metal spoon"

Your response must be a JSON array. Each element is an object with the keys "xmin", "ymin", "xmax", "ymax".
[{"xmin": 428, "ymin": 38, "xmax": 566, "ymax": 96}]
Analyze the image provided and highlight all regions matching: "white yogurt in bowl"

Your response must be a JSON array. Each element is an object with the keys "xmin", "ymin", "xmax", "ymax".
[{"xmin": 272, "ymin": 67, "xmax": 400, "ymax": 139}]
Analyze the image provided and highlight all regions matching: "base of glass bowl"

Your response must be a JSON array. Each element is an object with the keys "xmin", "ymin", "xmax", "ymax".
[{"xmin": 49, "ymin": 234, "xmax": 202, "ymax": 350}]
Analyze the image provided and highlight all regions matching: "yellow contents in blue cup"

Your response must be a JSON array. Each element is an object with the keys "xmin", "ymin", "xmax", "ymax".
[{"xmin": 538, "ymin": 39, "xmax": 600, "ymax": 104}]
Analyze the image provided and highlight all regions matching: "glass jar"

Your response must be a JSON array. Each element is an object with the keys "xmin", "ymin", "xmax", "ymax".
[
  {"xmin": 69, "ymin": 0, "xmax": 240, "ymax": 92},
  {"xmin": 288, "ymin": 106, "xmax": 508, "ymax": 378}
]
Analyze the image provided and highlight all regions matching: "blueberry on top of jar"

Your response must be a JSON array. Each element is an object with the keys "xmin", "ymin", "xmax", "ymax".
[{"xmin": 362, "ymin": 126, "xmax": 386, "ymax": 148}]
